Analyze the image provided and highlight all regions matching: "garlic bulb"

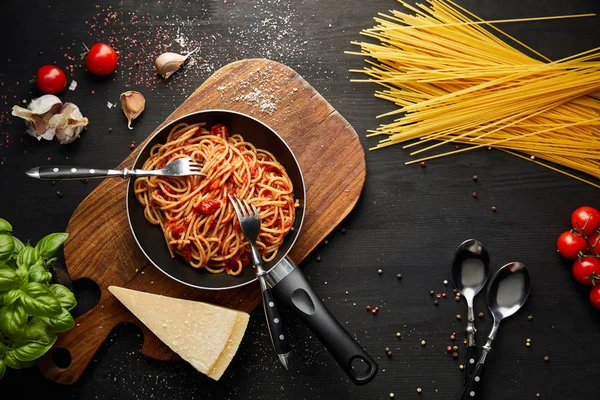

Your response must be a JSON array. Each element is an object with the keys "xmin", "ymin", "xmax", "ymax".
[
  {"xmin": 11, "ymin": 95, "xmax": 88, "ymax": 144},
  {"xmin": 120, "ymin": 91, "xmax": 145, "ymax": 129},
  {"xmin": 155, "ymin": 48, "xmax": 199, "ymax": 79}
]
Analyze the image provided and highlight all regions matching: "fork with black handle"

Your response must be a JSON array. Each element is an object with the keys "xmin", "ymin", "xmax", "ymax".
[{"xmin": 229, "ymin": 194, "xmax": 291, "ymax": 369}]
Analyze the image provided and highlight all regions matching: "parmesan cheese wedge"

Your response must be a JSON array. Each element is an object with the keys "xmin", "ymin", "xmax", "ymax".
[{"xmin": 108, "ymin": 286, "xmax": 249, "ymax": 380}]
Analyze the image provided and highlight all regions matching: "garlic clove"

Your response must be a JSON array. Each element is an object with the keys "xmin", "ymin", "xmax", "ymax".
[
  {"xmin": 52, "ymin": 103, "xmax": 89, "ymax": 144},
  {"xmin": 11, "ymin": 94, "xmax": 63, "ymax": 140},
  {"xmin": 120, "ymin": 91, "xmax": 145, "ymax": 129},
  {"xmin": 155, "ymin": 48, "xmax": 199, "ymax": 79}
]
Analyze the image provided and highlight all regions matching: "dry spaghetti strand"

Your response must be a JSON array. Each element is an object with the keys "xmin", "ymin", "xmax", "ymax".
[
  {"xmin": 349, "ymin": 0, "xmax": 600, "ymax": 186},
  {"xmin": 134, "ymin": 122, "xmax": 297, "ymax": 276}
]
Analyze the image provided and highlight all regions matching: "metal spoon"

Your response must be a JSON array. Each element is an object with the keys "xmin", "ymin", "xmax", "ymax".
[
  {"xmin": 460, "ymin": 262, "xmax": 531, "ymax": 400},
  {"xmin": 450, "ymin": 239, "xmax": 490, "ymax": 385}
]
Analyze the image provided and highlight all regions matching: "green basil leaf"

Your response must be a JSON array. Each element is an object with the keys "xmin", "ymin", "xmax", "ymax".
[
  {"xmin": 22, "ymin": 317, "xmax": 52, "ymax": 344},
  {"xmin": 0, "ymin": 303, "xmax": 28, "ymax": 337},
  {"xmin": 35, "ymin": 233, "xmax": 68, "ymax": 259},
  {"xmin": 12, "ymin": 236, "xmax": 25, "ymax": 257},
  {"xmin": 0, "ymin": 264, "xmax": 22, "ymax": 291},
  {"xmin": 41, "ymin": 308, "xmax": 74, "ymax": 333},
  {"xmin": 19, "ymin": 282, "xmax": 62, "ymax": 317},
  {"xmin": 17, "ymin": 245, "xmax": 41, "ymax": 270},
  {"xmin": 28, "ymin": 263, "xmax": 52, "ymax": 284},
  {"xmin": 3, "ymin": 350, "xmax": 37, "ymax": 369},
  {"xmin": 48, "ymin": 284, "xmax": 77, "ymax": 311},
  {"xmin": 1, "ymin": 289, "xmax": 23, "ymax": 306},
  {"xmin": 12, "ymin": 336, "xmax": 57, "ymax": 362},
  {"xmin": 0, "ymin": 358, "xmax": 6, "ymax": 380},
  {"xmin": 0, "ymin": 218, "xmax": 12, "ymax": 233},
  {"xmin": 0, "ymin": 233, "xmax": 14, "ymax": 263}
]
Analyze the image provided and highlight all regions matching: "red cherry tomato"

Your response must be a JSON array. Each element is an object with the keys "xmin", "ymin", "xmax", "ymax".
[
  {"xmin": 588, "ymin": 231, "xmax": 600, "ymax": 256},
  {"xmin": 571, "ymin": 206, "xmax": 600, "ymax": 236},
  {"xmin": 590, "ymin": 286, "xmax": 600, "ymax": 310},
  {"xmin": 557, "ymin": 231, "xmax": 588, "ymax": 258},
  {"xmin": 35, "ymin": 65, "xmax": 67, "ymax": 94},
  {"xmin": 572, "ymin": 257, "xmax": 600, "ymax": 285},
  {"xmin": 85, "ymin": 43, "xmax": 118, "ymax": 75}
]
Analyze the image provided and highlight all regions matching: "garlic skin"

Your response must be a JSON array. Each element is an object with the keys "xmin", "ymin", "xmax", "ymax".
[
  {"xmin": 120, "ymin": 91, "xmax": 145, "ymax": 129},
  {"xmin": 52, "ymin": 103, "xmax": 88, "ymax": 144},
  {"xmin": 11, "ymin": 95, "xmax": 88, "ymax": 143},
  {"xmin": 155, "ymin": 48, "xmax": 199, "ymax": 79}
]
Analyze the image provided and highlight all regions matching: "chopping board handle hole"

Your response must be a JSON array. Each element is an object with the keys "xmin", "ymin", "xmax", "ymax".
[
  {"xmin": 70, "ymin": 278, "xmax": 101, "ymax": 319},
  {"xmin": 51, "ymin": 348, "xmax": 72, "ymax": 369}
]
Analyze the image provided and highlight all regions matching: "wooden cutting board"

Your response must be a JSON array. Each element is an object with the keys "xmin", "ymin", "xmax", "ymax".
[{"xmin": 38, "ymin": 59, "xmax": 366, "ymax": 384}]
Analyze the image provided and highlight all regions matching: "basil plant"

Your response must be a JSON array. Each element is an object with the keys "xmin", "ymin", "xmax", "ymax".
[{"xmin": 0, "ymin": 218, "xmax": 76, "ymax": 380}]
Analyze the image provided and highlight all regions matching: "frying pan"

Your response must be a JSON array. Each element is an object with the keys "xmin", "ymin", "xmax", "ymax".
[{"xmin": 126, "ymin": 110, "xmax": 377, "ymax": 385}]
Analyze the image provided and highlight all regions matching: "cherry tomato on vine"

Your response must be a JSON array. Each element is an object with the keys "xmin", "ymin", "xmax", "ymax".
[
  {"xmin": 572, "ymin": 257, "xmax": 600, "ymax": 285},
  {"xmin": 557, "ymin": 231, "xmax": 588, "ymax": 259},
  {"xmin": 588, "ymin": 231, "xmax": 600, "ymax": 256},
  {"xmin": 590, "ymin": 286, "xmax": 600, "ymax": 310},
  {"xmin": 571, "ymin": 206, "xmax": 600, "ymax": 236},
  {"xmin": 35, "ymin": 65, "xmax": 67, "ymax": 94},
  {"xmin": 85, "ymin": 43, "xmax": 118, "ymax": 75}
]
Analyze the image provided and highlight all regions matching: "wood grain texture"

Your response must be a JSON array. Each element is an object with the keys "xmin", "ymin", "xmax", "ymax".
[{"xmin": 36, "ymin": 59, "xmax": 366, "ymax": 384}]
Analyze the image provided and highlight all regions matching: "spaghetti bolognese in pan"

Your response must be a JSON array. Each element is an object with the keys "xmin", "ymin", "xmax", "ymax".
[
  {"xmin": 133, "ymin": 121, "xmax": 297, "ymax": 276},
  {"xmin": 126, "ymin": 110, "xmax": 305, "ymax": 290}
]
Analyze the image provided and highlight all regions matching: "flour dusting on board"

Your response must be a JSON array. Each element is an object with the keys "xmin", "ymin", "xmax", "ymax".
[{"xmin": 219, "ymin": 65, "xmax": 295, "ymax": 115}]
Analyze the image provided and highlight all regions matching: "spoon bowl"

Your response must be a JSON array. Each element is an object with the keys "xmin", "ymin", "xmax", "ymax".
[
  {"xmin": 486, "ymin": 261, "xmax": 531, "ymax": 339},
  {"xmin": 450, "ymin": 239, "xmax": 490, "ymax": 299}
]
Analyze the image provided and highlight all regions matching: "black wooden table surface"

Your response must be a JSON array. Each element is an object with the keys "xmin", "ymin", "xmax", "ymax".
[{"xmin": 1, "ymin": 0, "xmax": 599, "ymax": 399}]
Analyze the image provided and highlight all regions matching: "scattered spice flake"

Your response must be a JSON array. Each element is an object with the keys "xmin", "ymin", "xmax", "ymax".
[{"xmin": 68, "ymin": 80, "xmax": 78, "ymax": 91}]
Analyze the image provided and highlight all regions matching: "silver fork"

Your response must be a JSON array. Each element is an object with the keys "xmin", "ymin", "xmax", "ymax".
[
  {"xmin": 228, "ymin": 194, "xmax": 291, "ymax": 370},
  {"xmin": 25, "ymin": 157, "xmax": 205, "ymax": 180}
]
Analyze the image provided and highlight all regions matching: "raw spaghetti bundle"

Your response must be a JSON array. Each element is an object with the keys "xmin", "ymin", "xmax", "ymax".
[{"xmin": 348, "ymin": 0, "xmax": 600, "ymax": 187}]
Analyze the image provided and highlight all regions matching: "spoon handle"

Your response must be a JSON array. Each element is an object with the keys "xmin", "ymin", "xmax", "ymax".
[
  {"xmin": 460, "ymin": 360, "xmax": 485, "ymax": 400},
  {"xmin": 464, "ymin": 344, "xmax": 477, "ymax": 385}
]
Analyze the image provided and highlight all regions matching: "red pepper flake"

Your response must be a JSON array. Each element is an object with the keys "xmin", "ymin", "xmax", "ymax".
[
  {"xmin": 446, "ymin": 345, "xmax": 452, "ymax": 353},
  {"xmin": 442, "ymin": 293, "xmax": 447, "ymax": 298},
  {"xmin": 436, "ymin": 293, "xmax": 441, "ymax": 299},
  {"xmin": 366, "ymin": 305, "xmax": 371, "ymax": 311},
  {"xmin": 371, "ymin": 309, "xmax": 377, "ymax": 315},
  {"xmin": 129, "ymin": 142, "xmax": 135, "ymax": 150},
  {"xmin": 81, "ymin": 178, "xmax": 89, "ymax": 184},
  {"xmin": 420, "ymin": 161, "xmax": 426, "ymax": 168},
  {"xmin": 472, "ymin": 192, "xmax": 478, "ymax": 198},
  {"xmin": 340, "ymin": 227, "xmax": 346, "ymax": 234},
  {"xmin": 56, "ymin": 191, "xmax": 63, "ymax": 198},
  {"xmin": 472, "ymin": 175, "xmax": 478, "ymax": 181}
]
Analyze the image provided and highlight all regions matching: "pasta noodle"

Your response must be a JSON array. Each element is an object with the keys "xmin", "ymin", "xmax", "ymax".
[
  {"xmin": 349, "ymin": 0, "xmax": 600, "ymax": 187},
  {"xmin": 134, "ymin": 122, "xmax": 297, "ymax": 275}
]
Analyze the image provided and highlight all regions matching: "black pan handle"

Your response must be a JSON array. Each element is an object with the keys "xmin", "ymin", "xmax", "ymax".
[
  {"xmin": 461, "ymin": 360, "xmax": 485, "ymax": 400},
  {"xmin": 269, "ymin": 265, "xmax": 378, "ymax": 385},
  {"xmin": 464, "ymin": 344, "xmax": 477, "ymax": 385}
]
